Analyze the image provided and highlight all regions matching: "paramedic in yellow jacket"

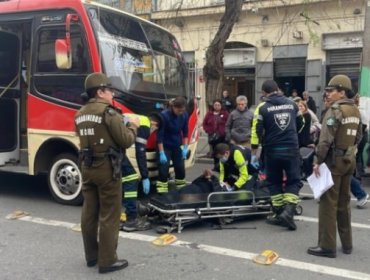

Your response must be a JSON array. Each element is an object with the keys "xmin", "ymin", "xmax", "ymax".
[
  {"xmin": 214, "ymin": 143, "xmax": 258, "ymax": 191},
  {"xmin": 120, "ymin": 113, "xmax": 153, "ymax": 232}
]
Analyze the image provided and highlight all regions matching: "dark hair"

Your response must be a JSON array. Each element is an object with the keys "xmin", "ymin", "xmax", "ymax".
[
  {"xmin": 214, "ymin": 143, "xmax": 230, "ymax": 155},
  {"xmin": 343, "ymin": 88, "xmax": 355, "ymax": 99},
  {"xmin": 171, "ymin": 96, "xmax": 187, "ymax": 108},
  {"xmin": 213, "ymin": 99, "xmax": 222, "ymax": 105},
  {"xmin": 86, "ymin": 86, "xmax": 107, "ymax": 99},
  {"xmin": 262, "ymin": 80, "xmax": 279, "ymax": 93}
]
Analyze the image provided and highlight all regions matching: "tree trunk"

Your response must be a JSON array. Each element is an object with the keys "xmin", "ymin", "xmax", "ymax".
[{"xmin": 203, "ymin": 0, "xmax": 243, "ymax": 107}]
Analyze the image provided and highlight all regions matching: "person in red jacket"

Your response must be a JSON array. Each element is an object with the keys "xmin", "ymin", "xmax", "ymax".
[{"xmin": 203, "ymin": 99, "xmax": 229, "ymax": 171}]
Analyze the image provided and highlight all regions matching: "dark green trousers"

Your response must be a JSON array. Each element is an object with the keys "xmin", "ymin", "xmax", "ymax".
[
  {"xmin": 318, "ymin": 157, "xmax": 355, "ymax": 250},
  {"xmin": 81, "ymin": 160, "xmax": 122, "ymax": 267}
]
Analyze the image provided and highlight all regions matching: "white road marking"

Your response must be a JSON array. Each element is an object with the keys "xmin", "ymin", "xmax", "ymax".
[
  {"xmin": 300, "ymin": 192, "xmax": 367, "ymax": 202},
  {"xmin": 296, "ymin": 216, "xmax": 370, "ymax": 229},
  {"xmin": 17, "ymin": 215, "xmax": 370, "ymax": 280}
]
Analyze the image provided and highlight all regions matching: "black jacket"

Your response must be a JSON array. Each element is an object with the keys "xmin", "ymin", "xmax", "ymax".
[{"xmin": 251, "ymin": 93, "xmax": 303, "ymax": 150}]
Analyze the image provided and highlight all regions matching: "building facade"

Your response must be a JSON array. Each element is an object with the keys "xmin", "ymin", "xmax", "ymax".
[{"xmin": 99, "ymin": 0, "xmax": 366, "ymax": 117}]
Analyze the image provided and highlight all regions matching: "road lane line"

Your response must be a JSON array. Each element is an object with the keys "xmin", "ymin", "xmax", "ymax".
[
  {"xmin": 296, "ymin": 216, "xmax": 370, "ymax": 229},
  {"xmin": 300, "ymin": 192, "xmax": 365, "ymax": 202},
  {"xmin": 17, "ymin": 215, "xmax": 370, "ymax": 280}
]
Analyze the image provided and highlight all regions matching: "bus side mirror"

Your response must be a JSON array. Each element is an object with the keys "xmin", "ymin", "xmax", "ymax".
[
  {"xmin": 55, "ymin": 13, "xmax": 79, "ymax": 69},
  {"xmin": 55, "ymin": 39, "xmax": 71, "ymax": 69}
]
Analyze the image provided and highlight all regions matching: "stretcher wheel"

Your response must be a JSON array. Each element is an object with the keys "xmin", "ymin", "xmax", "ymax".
[{"xmin": 295, "ymin": 205, "xmax": 303, "ymax": 215}]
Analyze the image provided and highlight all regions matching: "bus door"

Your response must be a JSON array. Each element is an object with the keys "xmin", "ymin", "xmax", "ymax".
[{"xmin": 0, "ymin": 23, "xmax": 25, "ymax": 166}]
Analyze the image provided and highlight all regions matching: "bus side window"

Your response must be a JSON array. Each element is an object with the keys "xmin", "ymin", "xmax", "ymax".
[
  {"xmin": 34, "ymin": 25, "xmax": 89, "ymax": 105},
  {"xmin": 0, "ymin": 31, "xmax": 19, "ymax": 91}
]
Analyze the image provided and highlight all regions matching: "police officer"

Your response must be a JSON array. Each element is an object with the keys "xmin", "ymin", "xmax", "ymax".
[
  {"xmin": 120, "ymin": 114, "xmax": 153, "ymax": 232},
  {"xmin": 307, "ymin": 75, "xmax": 362, "ymax": 258},
  {"xmin": 156, "ymin": 96, "xmax": 189, "ymax": 193},
  {"xmin": 251, "ymin": 80, "xmax": 304, "ymax": 230},
  {"xmin": 75, "ymin": 73, "xmax": 138, "ymax": 274},
  {"xmin": 214, "ymin": 143, "xmax": 258, "ymax": 191}
]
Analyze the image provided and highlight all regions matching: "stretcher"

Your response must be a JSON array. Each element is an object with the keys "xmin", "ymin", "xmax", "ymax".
[{"xmin": 147, "ymin": 189, "xmax": 273, "ymax": 233}]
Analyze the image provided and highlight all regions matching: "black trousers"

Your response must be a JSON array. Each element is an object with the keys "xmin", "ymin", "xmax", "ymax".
[
  {"xmin": 264, "ymin": 148, "xmax": 302, "ymax": 197},
  {"xmin": 158, "ymin": 146, "xmax": 185, "ymax": 184}
]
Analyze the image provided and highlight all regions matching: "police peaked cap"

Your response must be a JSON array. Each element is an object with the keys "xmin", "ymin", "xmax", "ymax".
[
  {"xmin": 327, "ymin": 75, "xmax": 352, "ymax": 91},
  {"xmin": 85, "ymin": 72, "xmax": 113, "ymax": 92}
]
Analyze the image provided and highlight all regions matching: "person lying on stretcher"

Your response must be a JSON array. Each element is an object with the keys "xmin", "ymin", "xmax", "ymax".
[{"xmin": 214, "ymin": 143, "xmax": 264, "ymax": 193}]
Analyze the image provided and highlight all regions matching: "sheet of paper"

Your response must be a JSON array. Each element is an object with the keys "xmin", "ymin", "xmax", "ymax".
[{"xmin": 307, "ymin": 163, "xmax": 334, "ymax": 199}]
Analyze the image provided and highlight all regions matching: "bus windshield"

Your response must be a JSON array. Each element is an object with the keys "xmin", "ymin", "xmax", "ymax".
[{"xmin": 87, "ymin": 6, "xmax": 189, "ymax": 104}]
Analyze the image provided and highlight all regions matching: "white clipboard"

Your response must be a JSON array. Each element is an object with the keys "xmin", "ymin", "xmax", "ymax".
[{"xmin": 307, "ymin": 163, "xmax": 334, "ymax": 199}]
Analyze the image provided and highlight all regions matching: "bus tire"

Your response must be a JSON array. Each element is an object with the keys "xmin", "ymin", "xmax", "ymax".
[{"xmin": 48, "ymin": 153, "xmax": 83, "ymax": 205}]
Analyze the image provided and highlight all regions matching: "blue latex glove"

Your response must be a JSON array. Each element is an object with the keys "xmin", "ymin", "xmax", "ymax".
[
  {"xmin": 159, "ymin": 151, "xmax": 167, "ymax": 164},
  {"xmin": 142, "ymin": 178, "xmax": 150, "ymax": 195},
  {"xmin": 251, "ymin": 155, "xmax": 260, "ymax": 169},
  {"xmin": 225, "ymin": 185, "xmax": 234, "ymax": 192},
  {"xmin": 182, "ymin": 145, "xmax": 188, "ymax": 160},
  {"xmin": 220, "ymin": 183, "xmax": 234, "ymax": 192}
]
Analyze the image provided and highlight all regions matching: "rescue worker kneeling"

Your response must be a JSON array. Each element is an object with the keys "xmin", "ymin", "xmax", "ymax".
[{"xmin": 214, "ymin": 143, "xmax": 260, "ymax": 192}]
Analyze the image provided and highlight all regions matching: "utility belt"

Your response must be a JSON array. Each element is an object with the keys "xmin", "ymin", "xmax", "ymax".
[
  {"xmin": 334, "ymin": 148, "xmax": 346, "ymax": 157},
  {"xmin": 79, "ymin": 147, "xmax": 123, "ymax": 180},
  {"xmin": 329, "ymin": 146, "xmax": 356, "ymax": 165}
]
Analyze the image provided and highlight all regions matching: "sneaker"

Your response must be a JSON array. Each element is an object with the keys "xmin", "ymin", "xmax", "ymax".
[
  {"xmin": 356, "ymin": 193, "xmax": 369, "ymax": 208},
  {"xmin": 122, "ymin": 218, "xmax": 151, "ymax": 232}
]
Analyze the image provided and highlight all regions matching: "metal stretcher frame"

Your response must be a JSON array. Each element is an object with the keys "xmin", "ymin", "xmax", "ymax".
[{"xmin": 147, "ymin": 190, "xmax": 272, "ymax": 233}]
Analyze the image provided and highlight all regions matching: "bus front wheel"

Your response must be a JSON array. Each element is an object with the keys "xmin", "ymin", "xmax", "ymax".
[{"xmin": 48, "ymin": 153, "xmax": 83, "ymax": 205}]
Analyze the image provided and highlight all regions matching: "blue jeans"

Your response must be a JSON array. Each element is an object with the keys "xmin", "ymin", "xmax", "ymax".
[{"xmin": 350, "ymin": 176, "xmax": 367, "ymax": 200}]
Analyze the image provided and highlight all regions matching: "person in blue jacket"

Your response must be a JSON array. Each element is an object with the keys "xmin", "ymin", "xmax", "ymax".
[{"xmin": 156, "ymin": 96, "xmax": 189, "ymax": 193}]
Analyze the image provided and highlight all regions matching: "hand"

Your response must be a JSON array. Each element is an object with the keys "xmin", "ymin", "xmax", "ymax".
[
  {"xmin": 182, "ymin": 145, "xmax": 188, "ymax": 160},
  {"xmin": 251, "ymin": 155, "xmax": 260, "ymax": 169},
  {"xmin": 225, "ymin": 185, "xmax": 234, "ymax": 192},
  {"xmin": 313, "ymin": 163, "xmax": 320, "ymax": 178},
  {"xmin": 159, "ymin": 151, "xmax": 167, "ymax": 164},
  {"xmin": 127, "ymin": 116, "xmax": 140, "ymax": 128},
  {"xmin": 202, "ymin": 169, "xmax": 213, "ymax": 179},
  {"xmin": 142, "ymin": 178, "xmax": 150, "ymax": 195},
  {"xmin": 220, "ymin": 182, "xmax": 233, "ymax": 192}
]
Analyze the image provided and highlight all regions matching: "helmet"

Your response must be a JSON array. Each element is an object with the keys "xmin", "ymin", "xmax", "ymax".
[
  {"xmin": 84, "ymin": 73, "xmax": 112, "ymax": 92},
  {"xmin": 327, "ymin": 75, "xmax": 352, "ymax": 91}
]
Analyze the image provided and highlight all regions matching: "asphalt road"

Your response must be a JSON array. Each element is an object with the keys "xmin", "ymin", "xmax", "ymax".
[{"xmin": 1, "ymin": 162, "xmax": 370, "ymax": 280}]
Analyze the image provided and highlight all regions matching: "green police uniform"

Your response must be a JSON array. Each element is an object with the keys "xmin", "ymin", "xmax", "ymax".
[
  {"xmin": 315, "ymin": 99, "xmax": 362, "ymax": 252},
  {"xmin": 75, "ymin": 74, "xmax": 136, "ymax": 268}
]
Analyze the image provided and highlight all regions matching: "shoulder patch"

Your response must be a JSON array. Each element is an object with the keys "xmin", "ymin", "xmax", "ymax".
[
  {"xmin": 331, "ymin": 103, "xmax": 339, "ymax": 109},
  {"xmin": 107, "ymin": 108, "xmax": 117, "ymax": 115},
  {"xmin": 326, "ymin": 117, "xmax": 336, "ymax": 126}
]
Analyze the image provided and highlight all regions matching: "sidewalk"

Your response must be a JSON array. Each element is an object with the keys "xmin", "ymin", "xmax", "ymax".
[{"xmin": 195, "ymin": 136, "xmax": 213, "ymax": 164}]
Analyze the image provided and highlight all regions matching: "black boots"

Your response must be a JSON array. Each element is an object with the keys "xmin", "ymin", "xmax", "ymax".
[
  {"xmin": 122, "ymin": 217, "xmax": 151, "ymax": 232},
  {"xmin": 279, "ymin": 204, "xmax": 297, "ymax": 230},
  {"xmin": 266, "ymin": 207, "xmax": 285, "ymax": 227}
]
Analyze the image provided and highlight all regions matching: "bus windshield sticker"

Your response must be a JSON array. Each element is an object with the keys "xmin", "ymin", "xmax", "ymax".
[{"xmin": 98, "ymin": 32, "xmax": 148, "ymax": 53}]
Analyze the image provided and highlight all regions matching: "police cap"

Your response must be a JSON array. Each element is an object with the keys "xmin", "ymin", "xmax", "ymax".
[
  {"xmin": 84, "ymin": 72, "xmax": 112, "ymax": 92},
  {"xmin": 325, "ymin": 75, "xmax": 352, "ymax": 91}
]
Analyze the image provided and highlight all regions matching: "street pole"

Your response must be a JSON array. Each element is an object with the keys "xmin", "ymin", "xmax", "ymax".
[
  {"xmin": 359, "ymin": 0, "xmax": 370, "ymax": 165},
  {"xmin": 360, "ymin": 0, "xmax": 370, "ymax": 105}
]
